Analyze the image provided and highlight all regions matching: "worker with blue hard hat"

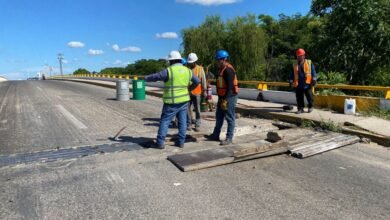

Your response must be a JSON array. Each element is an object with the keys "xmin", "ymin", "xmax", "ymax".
[
  {"xmin": 182, "ymin": 58, "xmax": 187, "ymax": 65},
  {"xmin": 205, "ymin": 49, "xmax": 239, "ymax": 146}
]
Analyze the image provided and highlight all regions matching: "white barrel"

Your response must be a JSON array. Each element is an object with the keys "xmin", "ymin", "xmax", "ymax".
[
  {"xmin": 344, "ymin": 98, "xmax": 356, "ymax": 115},
  {"xmin": 116, "ymin": 80, "xmax": 129, "ymax": 101}
]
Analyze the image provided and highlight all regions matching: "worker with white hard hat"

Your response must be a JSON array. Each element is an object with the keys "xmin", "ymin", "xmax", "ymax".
[
  {"xmin": 186, "ymin": 52, "xmax": 207, "ymax": 132},
  {"xmin": 144, "ymin": 50, "xmax": 200, "ymax": 149}
]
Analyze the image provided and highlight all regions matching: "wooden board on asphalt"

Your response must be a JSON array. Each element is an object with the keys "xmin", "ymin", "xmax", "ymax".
[{"xmin": 167, "ymin": 147, "xmax": 237, "ymax": 172}]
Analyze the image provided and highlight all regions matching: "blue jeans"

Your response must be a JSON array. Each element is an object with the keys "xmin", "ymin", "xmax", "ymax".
[
  {"xmin": 212, "ymin": 95, "xmax": 237, "ymax": 140},
  {"xmin": 157, "ymin": 102, "xmax": 188, "ymax": 146}
]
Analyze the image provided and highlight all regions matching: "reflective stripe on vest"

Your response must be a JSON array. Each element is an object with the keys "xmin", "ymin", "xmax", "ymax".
[
  {"xmin": 216, "ymin": 63, "xmax": 239, "ymax": 97},
  {"xmin": 163, "ymin": 65, "xmax": 192, "ymax": 104},
  {"xmin": 293, "ymin": 59, "xmax": 312, "ymax": 88},
  {"xmin": 191, "ymin": 65, "xmax": 204, "ymax": 95}
]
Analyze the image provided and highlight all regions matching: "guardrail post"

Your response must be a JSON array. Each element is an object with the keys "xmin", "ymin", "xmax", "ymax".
[
  {"xmin": 257, "ymin": 83, "xmax": 268, "ymax": 91},
  {"xmin": 386, "ymin": 89, "xmax": 390, "ymax": 99}
]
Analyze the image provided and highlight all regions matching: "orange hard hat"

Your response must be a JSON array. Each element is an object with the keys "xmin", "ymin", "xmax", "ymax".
[{"xmin": 296, "ymin": 48, "xmax": 305, "ymax": 57}]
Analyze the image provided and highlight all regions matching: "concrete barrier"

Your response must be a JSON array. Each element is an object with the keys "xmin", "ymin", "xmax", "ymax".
[
  {"xmin": 260, "ymin": 90, "xmax": 384, "ymax": 112},
  {"xmin": 380, "ymin": 99, "xmax": 390, "ymax": 110}
]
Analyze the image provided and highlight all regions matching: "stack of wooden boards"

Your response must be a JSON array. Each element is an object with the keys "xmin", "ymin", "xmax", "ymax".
[{"xmin": 168, "ymin": 129, "xmax": 360, "ymax": 172}]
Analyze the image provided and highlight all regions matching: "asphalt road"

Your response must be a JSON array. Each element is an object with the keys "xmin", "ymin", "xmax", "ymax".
[{"xmin": 0, "ymin": 80, "xmax": 389, "ymax": 220}]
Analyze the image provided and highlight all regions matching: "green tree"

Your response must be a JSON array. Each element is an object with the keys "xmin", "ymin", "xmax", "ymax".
[
  {"xmin": 182, "ymin": 16, "xmax": 226, "ymax": 67},
  {"xmin": 127, "ymin": 59, "xmax": 166, "ymax": 75},
  {"xmin": 258, "ymin": 13, "xmax": 322, "ymax": 82},
  {"xmin": 73, "ymin": 68, "xmax": 90, "ymax": 75},
  {"xmin": 311, "ymin": 0, "xmax": 390, "ymax": 85},
  {"xmin": 225, "ymin": 14, "xmax": 267, "ymax": 81},
  {"xmin": 100, "ymin": 67, "xmax": 125, "ymax": 75}
]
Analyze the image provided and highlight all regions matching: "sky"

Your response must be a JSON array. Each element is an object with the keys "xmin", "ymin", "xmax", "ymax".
[{"xmin": 0, "ymin": 0, "xmax": 312, "ymax": 80}]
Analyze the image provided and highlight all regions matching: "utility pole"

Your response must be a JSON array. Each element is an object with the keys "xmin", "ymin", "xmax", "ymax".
[{"xmin": 57, "ymin": 53, "xmax": 64, "ymax": 76}]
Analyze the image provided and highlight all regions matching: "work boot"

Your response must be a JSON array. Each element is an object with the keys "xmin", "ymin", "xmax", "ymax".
[
  {"xmin": 177, "ymin": 143, "xmax": 184, "ymax": 148},
  {"xmin": 296, "ymin": 109, "xmax": 304, "ymax": 114},
  {"xmin": 308, "ymin": 107, "xmax": 313, "ymax": 113},
  {"xmin": 204, "ymin": 134, "xmax": 220, "ymax": 141},
  {"xmin": 220, "ymin": 139, "xmax": 233, "ymax": 146},
  {"xmin": 194, "ymin": 127, "xmax": 200, "ymax": 132},
  {"xmin": 150, "ymin": 142, "xmax": 164, "ymax": 149}
]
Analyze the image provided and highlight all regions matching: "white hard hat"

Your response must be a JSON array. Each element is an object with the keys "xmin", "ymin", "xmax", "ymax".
[
  {"xmin": 168, "ymin": 50, "xmax": 182, "ymax": 61},
  {"xmin": 187, "ymin": 53, "xmax": 198, "ymax": 63}
]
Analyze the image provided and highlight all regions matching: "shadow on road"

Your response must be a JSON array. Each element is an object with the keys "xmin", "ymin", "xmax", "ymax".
[{"xmin": 109, "ymin": 136, "xmax": 155, "ymax": 148}]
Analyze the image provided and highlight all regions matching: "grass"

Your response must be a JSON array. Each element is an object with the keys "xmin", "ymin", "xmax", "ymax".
[
  {"xmin": 300, "ymin": 118, "xmax": 341, "ymax": 132},
  {"xmin": 361, "ymin": 108, "xmax": 390, "ymax": 120}
]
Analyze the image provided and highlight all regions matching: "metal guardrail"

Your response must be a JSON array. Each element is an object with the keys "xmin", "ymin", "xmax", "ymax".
[{"xmin": 51, "ymin": 74, "xmax": 390, "ymax": 99}]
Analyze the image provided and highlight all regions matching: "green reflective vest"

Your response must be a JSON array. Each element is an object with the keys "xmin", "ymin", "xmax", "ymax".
[{"xmin": 163, "ymin": 65, "xmax": 192, "ymax": 104}]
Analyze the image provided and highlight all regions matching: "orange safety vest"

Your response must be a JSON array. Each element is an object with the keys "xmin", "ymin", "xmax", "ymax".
[
  {"xmin": 191, "ymin": 65, "xmax": 204, "ymax": 95},
  {"xmin": 293, "ymin": 59, "xmax": 312, "ymax": 88},
  {"xmin": 217, "ymin": 63, "xmax": 239, "ymax": 97}
]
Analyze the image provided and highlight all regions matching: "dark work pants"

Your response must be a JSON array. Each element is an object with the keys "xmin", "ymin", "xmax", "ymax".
[{"xmin": 295, "ymin": 88, "xmax": 314, "ymax": 110}]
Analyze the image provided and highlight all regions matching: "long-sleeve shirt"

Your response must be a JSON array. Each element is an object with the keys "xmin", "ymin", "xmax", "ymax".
[
  {"xmin": 289, "ymin": 60, "xmax": 317, "ymax": 90},
  {"xmin": 145, "ymin": 63, "xmax": 200, "ymax": 92},
  {"xmin": 221, "ymin": 65, "xmax": 237, "ymax": 98}
]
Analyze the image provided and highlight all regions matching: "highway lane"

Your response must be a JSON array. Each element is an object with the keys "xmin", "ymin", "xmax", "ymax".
[
  {"xmin": 0, "ymin": 80, "xmax": 163, "ymax": 154},
  {"xmin": 0, "ymin": 80, "xmax": 389, "ymax": 219}
]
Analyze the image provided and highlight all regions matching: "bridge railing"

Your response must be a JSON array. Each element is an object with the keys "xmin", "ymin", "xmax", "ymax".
[
  {"xmin": 242, "ymin": 81, "xmax": 390, "ymax": 99},
  {"xmin": 51, "ymin": 74, "xmax": 390, "ymax": 99}
]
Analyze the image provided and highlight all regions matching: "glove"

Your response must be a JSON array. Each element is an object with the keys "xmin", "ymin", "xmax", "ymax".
[
  {"xmin": 311, "ymin": 80, "xmax": 317, "ymax": 87},
  {"xmin": 221, "ymin": 99, "xmax": 228, "ymax": 111}
]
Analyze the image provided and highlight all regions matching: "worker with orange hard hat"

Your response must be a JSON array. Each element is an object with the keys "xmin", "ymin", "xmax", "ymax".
[{"xmin": 289, "ymin": 48, "xmax": 317, "ymax": 114}]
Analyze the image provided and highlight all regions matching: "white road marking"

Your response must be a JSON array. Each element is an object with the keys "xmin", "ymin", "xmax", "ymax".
[
  {"xmin": 106, "ymin": 172, "xmax": 125, "ymax": 184},
  {"xmin": 0, "ymin": 92, "xmax": 8, "ymax": 114},
  {"xmin": 36, "ymin": 86, "xmax": 43, "ymax": 91},
  {"xmin": 56, "ymin": 105, "xmax": 87, "ymax": 129},
  {"xmin": 110, "ymin": 172, "xmax": 125, "ymax": 183}
]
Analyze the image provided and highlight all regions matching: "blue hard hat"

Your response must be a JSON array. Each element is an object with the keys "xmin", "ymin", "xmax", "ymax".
[
  {"xmin": 181, "ymin": 58, "xmax": 187, "ymax": 65},
  {"xmin": 215, "ymin": 50, "xmax": 229, "ymax": 60}
]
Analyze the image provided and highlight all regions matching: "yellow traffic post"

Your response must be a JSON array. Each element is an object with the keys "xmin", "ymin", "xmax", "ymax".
[{"xmin": 257, "ymin": 83, "xmax": 268, "ymax": 91}]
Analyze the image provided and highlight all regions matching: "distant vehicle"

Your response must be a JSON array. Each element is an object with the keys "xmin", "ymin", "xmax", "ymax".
[{"xmin": 27, "ymin": 77, "xmax": 40, "ymax": 80}]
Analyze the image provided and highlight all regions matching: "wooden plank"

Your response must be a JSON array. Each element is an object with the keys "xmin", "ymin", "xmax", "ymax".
[
  {"xmin": 167, "ymin": 147, "xmax": 238, "ymax": 172},
  {"xmin": 288, "ymin": 133, "xmax": 341, "ymax": 152},
  {"xmin": 292, "ymin": 136, "xmax": 360, "ymax": 158},
  {"xmin": 293, "ymin": 135, "xmax": 353, "ymax": 155},
  {"xmin": 233, "ymin": 147, "xmax": 289, "ymax": 162},
  {"xmin": 341, "ymin": 126, "xmax": 390, "ymax": 147},
  {"xmin": 233, "ymin": 141, "xmax": 288, "ymax": 158},
  {"xmin": 294, "ymin": 136, "xmax": 360, "ymax": 158}
]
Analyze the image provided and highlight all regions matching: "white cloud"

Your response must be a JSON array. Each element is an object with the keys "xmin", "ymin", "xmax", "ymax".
[
  {"xmin": 112, "ymin": 44, "xmax": 141, "ymax": 52},
  {"xmin": 62, "ymin": 59, "xmax": 69, "ymax": 64},
  {"xmin": 121, "ymin": 46, "xmax": 141, "ymax": 52},
  {"xmin": 112, "ymin": 44, "xmax": 120, "ymax": 52},
  {"xmin": 88, "ymin": 49, "xmax": 104, "ymax": 56},
  {"xmin": 155, "ymin": 32, "xmax": 178, "ymax": 39},
  {"xmin": 67, "ymin": 41, "xmax": 85, "ymax": 48},
  {"xmin": 176, "ymin": 0, "xmax": 240, "ymax": 6}
]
